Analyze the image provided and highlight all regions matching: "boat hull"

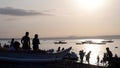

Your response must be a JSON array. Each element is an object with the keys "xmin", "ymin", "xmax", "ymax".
[{"xmin": 0, "ymin": 47, "xmax": 72, "ymax": 63}]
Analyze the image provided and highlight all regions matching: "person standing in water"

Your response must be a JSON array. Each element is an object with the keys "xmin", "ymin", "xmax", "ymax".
[
  {"xmin": 106, "ymin": 47, "xmax": 113, "ymax": 66},
  {"xmin": 21, "ymin": 32, "xmax": 31, "ymax": 50},
  {"xmin": 97, "ymin": 55, "xmax": 100, "ymax": 66},
  {"xmin": 79, "ymin": 50, "xmax": 86, "ymax": 63},
  {"xmin": 32, "ymin": 34, "xmax": 40, "ymax": 51},
  {"xmin": 86, "ymin": 51, "xmax": 91, "ymax": 64}
]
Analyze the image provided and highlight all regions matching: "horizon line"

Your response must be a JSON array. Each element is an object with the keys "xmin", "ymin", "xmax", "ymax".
[{"xmin": 0, "ymin": 35, "xmax": 120, "ymax": 40}]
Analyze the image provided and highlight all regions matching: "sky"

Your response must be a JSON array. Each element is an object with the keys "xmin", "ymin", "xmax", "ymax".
[{"xmin": 0, "ymin": 0, "xmax": 120, "ymax": 38}]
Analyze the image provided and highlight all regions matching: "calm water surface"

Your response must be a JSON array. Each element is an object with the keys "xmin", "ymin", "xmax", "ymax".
[{"xmin": 0, "ymin": 39, "xmax": 120, "ymax": 66}]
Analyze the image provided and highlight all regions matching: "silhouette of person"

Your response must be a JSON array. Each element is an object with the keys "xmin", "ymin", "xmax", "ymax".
[
  {"xmin": 62, "ymin": 48, "xmax": 64, "ymax": 51},
  {"xmin": 0, "ymin": 43, "xmax": 1, "ymax": 47},
  {"xmin": 57, "ymin": 46, "xmax": 61, "ymax": 52},
  {"xmin": 9, "ymin": 41, "xmax": 20, "ymax": 51},
  {"xmin": 97, "ymin": 55, "xmax": 100, "ymax": 66},
  {"xmin": 101, "ymin": 53, "xmax": 107, "ymax": 66},
  {"xmin": 115, "ymin": 54, "xmax": 118, "ymax": 58},
  {"xmin": 10, "ymin": 38, "xmax": 14, "ymax": 47},
  {"xmin": 32, "ymin": 34, "xmax": 40, "ymax": 51},
  {"xmin": 86, "ymin": 51, "xmax": 91, "ymax": 64},
  {"xmin": 106, "ymin": 47, "xmax": 113, "ymax": 66},
  {"xmin": 13, "ymin": 41, "xmax": 20, "ymax": 51},
  {"xmin": 21, "ymin": 32, "xmax": 31, "ymax": 50},
  {"xmin": 79, "ymin": 50, "xmax": 85, "ymax": 63}
]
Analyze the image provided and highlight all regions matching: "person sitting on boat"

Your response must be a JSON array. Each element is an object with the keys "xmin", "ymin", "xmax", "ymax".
[
  {"xmin": 57, "ymin": 46, "xmax": 61, "ymax": 52},
  {"xmin": 10, "ymin": 38, "xmax": 14, "ymax": 47},
  {"xmin": 21, "ymin": 32, "xmax": 31, "ymax": 50},
  {"xmin": 32, "ymin": 34, "xmax": 40, "ymax": 51},
  {"xmin": 62, "ymin": 48, "xmax": 64, "ymax": 51},
  {"xmin": 9, "ymin": 41, "xmax": 20, "ymax": 51},
  {"xmin": 0, "ymin": 43, "xmax": 1, "ymax": 47}
]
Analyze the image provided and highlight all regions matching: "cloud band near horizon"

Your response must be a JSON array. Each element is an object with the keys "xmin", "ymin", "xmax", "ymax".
[{"xmin": 0, "ymin": 7, "xmax": 48, "ymax": 16}]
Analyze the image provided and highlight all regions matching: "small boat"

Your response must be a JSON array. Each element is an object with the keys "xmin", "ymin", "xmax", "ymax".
[
  {"xmin": 76, "ymin": 43, "xmax": 82, "ymax": 45},
  {"xmin": 115, "ymin": 46, "xmax": 118, "ymax": 48},
  {"xmin": 81, "ymin": 40, "xmax": 93, "ymax": 44},
  {"xmin": 54, "ymin": 41, "xmax": 67, "ymax": 44},
  {"xmin": 0, "ymin": 47, "xmax": 72, "ymax": 63},
  {"xmin": 90, "ymin": 42, "xmax": 106, "ymax": 45},
  {"xmin": 102, "ymin": 40, "xmax": 114, "ymax": 43},
  {"xmin": 80, "ymin": 40, "xmax": 106, "ymax": 45}
]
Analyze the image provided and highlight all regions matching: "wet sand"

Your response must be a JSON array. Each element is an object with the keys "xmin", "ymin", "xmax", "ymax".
[{"xmin": 47, "ymin": 61, "xmax": 106, "ymax": 68}]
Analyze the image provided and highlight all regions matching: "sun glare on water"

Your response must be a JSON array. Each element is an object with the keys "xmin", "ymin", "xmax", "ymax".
[
  {"xmin": 81, "ymin": 39, "xmax": 104, "ymax": 65},
  {"xmin": 86, "ymin": 45, "xmax": 100, "ymax": 63}
]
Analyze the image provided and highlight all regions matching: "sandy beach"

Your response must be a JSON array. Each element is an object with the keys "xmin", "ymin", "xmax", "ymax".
[
  {"xmin": 0, "ymin": 60, "xmax": 106, "ymax": 68},
  {"xmin": 46, "ymin": 60, "xmax": 106, "ymax": 68}
]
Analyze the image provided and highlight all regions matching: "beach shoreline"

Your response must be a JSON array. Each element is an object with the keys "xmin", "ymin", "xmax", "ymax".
[{"xmin": 0, "ymin": 60, "xmax": 106, "ymax": 68}]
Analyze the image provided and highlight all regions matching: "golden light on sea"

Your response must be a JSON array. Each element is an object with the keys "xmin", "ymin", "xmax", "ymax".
[
  {"xmin": 81, "ymin": 39, "xmax": 104, "ymax": 65},
  {"xmin": 84, "ymin": 44, "xmax": 100, "ymax": 64}
]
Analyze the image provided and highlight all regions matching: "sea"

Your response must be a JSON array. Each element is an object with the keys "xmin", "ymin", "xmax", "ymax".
[{"xmin": 0, "ymin": 38, "xmax": 120, "ymax": 66}]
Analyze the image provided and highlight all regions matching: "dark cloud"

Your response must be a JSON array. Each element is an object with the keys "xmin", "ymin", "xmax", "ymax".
[{"xmin": 0, "ymin": 7, "xmax": 48, "ymax": 16}]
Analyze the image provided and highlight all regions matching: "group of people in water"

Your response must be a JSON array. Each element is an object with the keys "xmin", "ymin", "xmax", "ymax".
[
  {"xmin": 9, "ymin": 32, "xmax": 40, "ymax": 51},
  {"xmin": 1, "ymin": 32, "xmax": 118, "ymax": 67},
  {"xmin": 79, "ymin": 50, "xmax": 91, "ymax": 64},
  {"xmin": 79, "ymin": 47, "xmax": 116, "ymax": 66}
]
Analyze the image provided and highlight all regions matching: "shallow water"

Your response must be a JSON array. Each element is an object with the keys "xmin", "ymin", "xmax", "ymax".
[{"xmin": 0, "ymin": 39, "xmax": 119, "ymax": 66}]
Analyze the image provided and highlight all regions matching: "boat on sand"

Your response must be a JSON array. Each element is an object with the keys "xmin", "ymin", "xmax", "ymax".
[{"xmin": 0, "ymin": 47, "xmax": 72, "ymax": 63}]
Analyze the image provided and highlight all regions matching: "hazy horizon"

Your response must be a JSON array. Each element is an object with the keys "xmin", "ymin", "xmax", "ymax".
[
  {"xmin": 0, "ymin": 34, "xmax": 120, "ymax": 39},
  {"xmin": 0, "ymin": 0, "xmax": 120, "ymax": 38}
]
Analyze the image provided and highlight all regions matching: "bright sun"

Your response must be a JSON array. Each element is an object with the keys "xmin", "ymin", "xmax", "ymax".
[{"xmin": 75, "ymin": 0, "xmax": 105, "ymax": 10}]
